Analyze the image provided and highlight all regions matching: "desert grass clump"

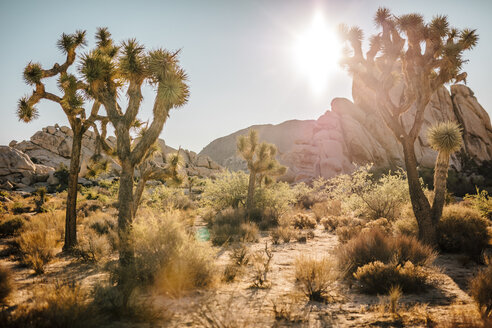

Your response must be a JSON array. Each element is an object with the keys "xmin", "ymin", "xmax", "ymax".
[
  {"xmin": 85, "ymin": 211, "xmax": 117, "ymax": 235},
  {"xmin": 0, "ymin": 265, "xmax": 13, "ymax": 305},
  {"xmin": 132, "ymin": 210, "xmax": 217, "ymax": 296},
  {"xmin": 292, "ymin": 213, "xmax": 317, "ymax": 229},
  {"xmin": 240, "ymin": 222, "xmax": 260, "ymax": 243},
  {"xmin": 17, "ymin": 211, "xmax": 64, "ymax": 274},
  {"xmin": 0, "ymin": 281, "xmax": 102, "ymax": 328},
  {"xmin": 337, "ymin": 228, "xmax": 436, "ymax": 279},
  {"xmin": 470, "ymin": 261, "xmax": 492, "ymax": 318},
  {"xmin": 353, "ymin": 261, "xmax": 429, "ymax": 294},
  {"xmin": 438, "ymin": 204, "xmax": 490, "ymax": 258},
  {"xmin": 270, "ymin": 226, "xmax": 295, "ymax": 244},
  {"xmin": 295, "ymin": 256, "xmax": 339, "ymax": 301},
  {"xmin": 223, "ymin": 243, "xmax": 250, "ymax": 282},
  {"xmin": 74, "ymin": 228, "xmax": 112, "ymax": 263}
]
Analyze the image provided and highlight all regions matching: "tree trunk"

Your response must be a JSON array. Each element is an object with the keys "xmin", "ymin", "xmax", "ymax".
[
  {"xmin": 132, "ymin": 177, "xmax": 147, "ymax": 215},
  {"xmin": 118, "ymin": 159, "xmax": 135, "ymax": 268},
  {"xmin": 246, "ymin": 170, "xmax": 256, "ymax": 211},
  {"xmin": 63, "ymin": 125, "xmax": 83, "ymax": 251},
  {"xmin": 401, "ymin": 138, "xmax": 437, "ymax": 245},
  {"xmin": 431, "ymin": 151, "xmax": 450, "ymax": 224}
]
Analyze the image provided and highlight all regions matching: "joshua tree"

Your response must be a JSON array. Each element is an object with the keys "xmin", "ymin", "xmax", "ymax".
[
  {"xmin": 237, "ymin": 129, "xmax": 287, "ymax": 211},
  {"xmin": 18, "ymin": 30, "xmax": 106, "ymax": 250},
  {"xmin": 133, "ymin": 150, "xmax": 184, "ymax": 212},
  {"xmin": 340, "ymin": 8, "xmax": 477, "ymax": 245},
  {"xmin": 427, "ymin": 121, "xmax": 462, "ymax": 219},
  {"xmin": 79, "ymin": 28, "xmax": 189, "ymax": 267}
]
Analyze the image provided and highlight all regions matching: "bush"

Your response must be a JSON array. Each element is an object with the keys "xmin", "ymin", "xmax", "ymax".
[
  {"xmin": 147, "ymin": 185, "xmax": 194, "ymax": 210},
  {"xmin": 469, "ymin": 262, "xmax": 492, "ymax": 318},
  {"xmin": 74, "ymin": 228, "xmax": 112, "ymax": 263},
  {"xmin": 320, "ymin": 216, "xmax": 351, "ymax": 231},
  {"xmin": 223, "ymin": 243, "xmax": 250, "ymax": 282},
  {"xmin": 312, "ymin": 200, "xmax": 341, "ymax": 221},
  {"xmin": 254, "ymin": 182, "xmax": 295, "ymax": 219},
  {"xmin": 328, "ymin": 165, "xmax": 409, "ymax": 220},
  {"xmin": 0, "ymin": 215, "xmax": 25, "ymax": 236},
  {"xmin": 464, "ymin": 188, "xmax": 492, "ymax": 220},
  {"xmin": 0, "ymin": 265, "xmax": 13, "ymax": 305},
  {"xmin": 353, "ymin": 261, "xmax": 429, "ymax": 294},
  {"xmin": 0, "ymin": 282, "xmax": 102, "ymax": 328},
  {"xmin": 85, "ymin": 211, "xmax": 116, "ymax": 235},
  {"xmin": 292, "ymin": 213, "xmax": 316, "ymax": 229},
  {"xmin": 17, "ymin": 211, "xmax": 64, "ymax": 274},
  {"xmin": 438, "ymin": 204, "xmax": 490, "ymax": 258},
  {"xmin": 270, "ymin": 226, "xmax": 295, "ymax": 244},
  {"xmin": 336, "ymin": 228, "xmax": 436, "ymax": 278},
  {"xmin": 201, "ymin": 171, "xmax": 249, "ymax": 210},
  {"xmin": 295, "ymin": 256, "xmax": 338, "ymax": 301},
  {"xmin": 393, "ymin": 215, "xmax": 419, "ymax": 237},
  {"xmin": 336, "ymin": 225, "xmax": 362, "ymax": 243},
  {"xmin": 131, "ymin": 210, "xmax": 217, "ymax": 296}
]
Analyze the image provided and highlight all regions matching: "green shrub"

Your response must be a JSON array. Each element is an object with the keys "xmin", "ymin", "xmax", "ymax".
[
  {"xmin": 353, "ymin": 261, "xmax": 429, "ymax": 294},
  {"xmin": 201, "ymin": 170, "xmax": 248, "ymax": 210},
  {"xmin": 469, "ymin": 261, "xmax": 492, "ymax": 318},
  {"xmin": 336, "ymin": 228, "xmax": 436, "ymax": 278},
  {"xmin": 131, "ymin": 210, "xmax": 217, "ymax": 296},
  {"xmin": 438, "ymin": 204, "xmax": 490, "ymax": 258},
  {"xmin": 254, "ymin": 182, "xmax": 295, "ymax": 218},
  {"xmin": 147, "ymin": 185, "xmax": 194, "ymax": 210},
  {"xmin": 0, "ymin": 265, "xmax": 13, "ymax": 305},
  {"xmin": 292, "ymin": 213, "xmax": 316, "ymax": 229},
  {"xmin": 0, "ymin": 215, "xmax": 25, "ymax": 236},
  {"xmin": 464, "ymin": 188, "xmax": 492, "ymax": 220},
  {"xmin": 328, "ymin": 165, "xmax": 410, "ymax": 220},
  {"xmin": 295, "ymin": 256, "xmax": 338, "ymax": 301}
]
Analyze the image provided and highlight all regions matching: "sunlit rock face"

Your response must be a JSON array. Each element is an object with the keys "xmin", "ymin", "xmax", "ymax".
[
  {"xmin": 200, "ymin": 84, "xmax": 492, "ymax": 183},
  {"xmin": 0, "ymin": 125, "xmax": 221, "ymax": 190}
]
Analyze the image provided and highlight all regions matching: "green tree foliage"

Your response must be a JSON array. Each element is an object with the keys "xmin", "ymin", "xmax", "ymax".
[
  {"xmin": 340, "ymin": 8, "xmax": 477, "ymax": 245},
  {"xmin": 78, "ymin": 28, "xmax": 189, "ymax": 269},
  {"xmin": 18, "ymin": 30, "xmax": 106, "ymax": 250}
]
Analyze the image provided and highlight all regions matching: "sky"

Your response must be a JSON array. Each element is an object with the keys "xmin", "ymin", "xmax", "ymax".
[{"xmin": 0, "ymin": 0, "xmax": 491, "ymax": 153}]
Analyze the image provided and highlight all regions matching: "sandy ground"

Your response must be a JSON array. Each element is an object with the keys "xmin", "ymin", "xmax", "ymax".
[{"xmin": 0, "ymin": 224, "xmax": 485, "ymax": 327}]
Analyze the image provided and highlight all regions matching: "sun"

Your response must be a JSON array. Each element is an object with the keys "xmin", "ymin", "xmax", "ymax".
[{"xmin": 293, "ymin": 11, "xmax": 342, "ymax": 94}]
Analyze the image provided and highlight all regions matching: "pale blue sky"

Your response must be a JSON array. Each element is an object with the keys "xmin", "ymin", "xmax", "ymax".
[{"xmin": 1, "ymin": 0, "xmax": 490, "ymax": 152}]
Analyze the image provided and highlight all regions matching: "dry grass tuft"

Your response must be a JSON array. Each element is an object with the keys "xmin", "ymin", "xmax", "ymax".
[{"xmin": 295, "ymin": 256, "xmax": 339, "ymax": 302}]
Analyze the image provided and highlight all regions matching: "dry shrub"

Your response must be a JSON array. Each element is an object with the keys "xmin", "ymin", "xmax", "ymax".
[
  {"xmin": 292, "ymin": 213, "xmax": 317, "ymax": 229},
  {"xmin": 251, "ymin": 243, "xmax": 274, "ymax": 288},
  {"xmin": 363, "ymin": 218, "xmax": 391, "ymax": 234},
  {"xmin": 0, "ymin": 282, "xmax": 102, "ymax": 328},
  {"xmin": 320, "ymin": 215, "xmax": 351, "ymax": 231},
  {"xmin": 295, "ymin": 256, "xmax": 338, "ymax": 301},
  {"xmin": 240, "ymin": 222, "xmax": 259, "ymax": 243},
  {"xmin": 209, "ymin": 208, "xmax": 246, "ymax": 246},
  {"xmin": 0, "ymin": 265, "xmax": 13, "ymax": 305},
  {"xmin": 17, "ymin": 211, "xmax": 64, "ymax": 274},
  {"xmin": 336, "ymin": 225, "xmax": 362, "ymax": 243},
  {"xmin": 435, "ymin": 306, "xmax": 491, "ymax": 328},
  {"xmin": 393, "ymin": 215, "xmax": 419, "ymax": 237},
  {"xmin": 312, "ymin": 200, "xmax": 341, "ymax": 221},
  {"xmin": 336, "ymin": 228, "xmax": 436, "ymax": 279},
  {"xmin": 353, "ymin": 261, "xmax": 429, "ymax": 294},
  {"xmin": 84, "ymin": 211, "xmax": 116, "ymax": 235},
  {"xmin": 470, "ymin": 261, "xmax": 492, "ymax": 318},
  {"xmin": 74, "ymin": 228, "xmax": 112, "ymax": 263},
  {"xmin": 132, "ymin": 210, "xmax": 217, "ymax": 296},
  {"xmin": 223, "ymin": 243, "xmax": 250, "ymax": 282},
  {"xmin": 270, "ymin": 226, "xmax": 295, "ymax": 244},
  {"xmin": 77, "ymin": 199, "xmax": 104, "ymax": 218},
  {"xmin": 0, "ymin": 215, "xmax": 26, "ymax": 237},
  {"xmin": 438, "ymin": 204, "xmax": 490, "ymax": 258}
]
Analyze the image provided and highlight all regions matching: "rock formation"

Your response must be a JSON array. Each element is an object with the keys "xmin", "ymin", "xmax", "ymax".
[
  {"xmin": 1, "ymin": 125, "xmax": 222, "ymax": 191},
  {"xmin": 200, "ymin": 84, "xmax": 492, "ymax": 182}
]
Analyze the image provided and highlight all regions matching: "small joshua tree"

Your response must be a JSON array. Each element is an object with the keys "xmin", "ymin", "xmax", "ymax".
[
  {"xmin": 427, "ymin": 121, "xmax": 462, "ymax": 218},
  {"xmin": 79, "ymin": 28, "xmax": 189, "ymax": 268},
  {"xmin": 19, "ymin": 30, "xmax": 105, "ymax": 250},
  {"xmin": 237, "ymin": 129, "xmax": 287, "ymax": 211},
  {"xmin": 340, "ymin": 8, "xmax": 477, "ymax": 245}
]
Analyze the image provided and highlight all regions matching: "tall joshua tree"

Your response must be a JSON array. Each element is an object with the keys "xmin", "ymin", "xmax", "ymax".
[
  {"xmin": 237, "ymin": 129, "xmax": 287, "ymax": 211},
  {"xmin": 18, "ymin": 30, "xmax": 106, "ymax": 250},
  {"xmin": 79, "ymin": 28, "xmax": 189, "ymax": 267},
  {"xmin": 427, "ymin": 121, "xmax": 462, "ymax": 218},
  {"xmin": 340, "ymin": 8, "xmax": 477, "ymax": 245}
]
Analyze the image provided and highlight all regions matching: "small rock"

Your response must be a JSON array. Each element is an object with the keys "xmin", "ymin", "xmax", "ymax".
[
  {"xmin": 9, "ymin": 140, "xmax": 17, "ymax": 147},
  {"xmin": 47, "ymin": 126, "xmax": 56, "ymax": 134}
]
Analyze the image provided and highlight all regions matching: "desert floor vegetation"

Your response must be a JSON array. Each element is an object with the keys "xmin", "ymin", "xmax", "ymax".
[{"xmin": 1, "ymin": 169, "xmax": 491, "ymax": 327}]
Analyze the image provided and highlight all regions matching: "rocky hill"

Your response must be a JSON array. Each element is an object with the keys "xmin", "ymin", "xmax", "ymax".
[
  {"xmin": 200, "ymin": 84, "xmax": 492, "ymax": 182},
  {"xmin": 1, "ymin": 125, "xmax": 221, "ymax": 192}
]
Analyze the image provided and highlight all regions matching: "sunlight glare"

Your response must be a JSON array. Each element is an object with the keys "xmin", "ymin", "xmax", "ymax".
[{"xmin": 293, "ymin": 11, "xmax": 341, "ymax": 94}]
